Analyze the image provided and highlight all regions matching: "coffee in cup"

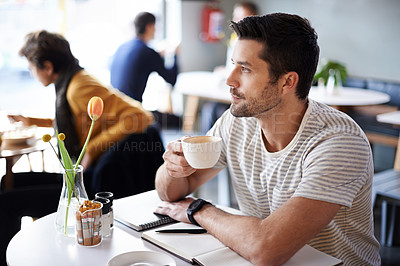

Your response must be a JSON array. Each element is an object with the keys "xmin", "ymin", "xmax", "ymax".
[{"xmin": 182, "ymin": 136, "xmax": 222, "ymax": 169}]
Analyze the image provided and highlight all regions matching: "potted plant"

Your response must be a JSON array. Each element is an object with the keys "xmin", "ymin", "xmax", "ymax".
[{"xmin": 314, "ymin": 59, "xmax": 348, "ymax": 87}]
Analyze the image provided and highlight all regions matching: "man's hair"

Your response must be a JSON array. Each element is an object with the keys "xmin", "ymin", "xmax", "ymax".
[
  {"xmin": 230, "ymin": 13, "xmax": 320, "ymax": 99},
  {"xmin": 19, "ymin": 30, "xmax": 79, "ymax": 73},
  {"xmin": 134, "ymin": 12, "xmax": 156, "ymax": 36},
  {"xmin": 234, "ymin": 1, "xmax": 259, "ymax": 16}
]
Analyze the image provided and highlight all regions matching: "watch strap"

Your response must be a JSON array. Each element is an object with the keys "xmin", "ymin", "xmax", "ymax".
[{"xmin": 187, "ymin": 199, "xmax": 211, "ymax": 226}]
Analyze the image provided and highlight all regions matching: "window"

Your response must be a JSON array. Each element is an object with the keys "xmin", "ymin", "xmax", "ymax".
[
  {"xmin": 0, "ymin": 0, "xmax": 177, "ymax": 115},
  {"xmin": 0, "ymin": 0, "xmax": 165, "ymax": 81}
]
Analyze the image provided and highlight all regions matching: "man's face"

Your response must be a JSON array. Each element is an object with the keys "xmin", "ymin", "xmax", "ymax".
[
  {"xmin": 227, "ymin": 39, "xmax": 281, "ymax": 118},
  {"xmin": 28, "ymin": 61, "xmax": 53, "ymax": 87},
  {"xmin": 147, "ymin": 23, "xmax": 156, "ymax": 40}
]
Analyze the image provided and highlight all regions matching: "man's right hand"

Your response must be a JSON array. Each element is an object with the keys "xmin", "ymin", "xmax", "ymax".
[
  {"xmin": 7, "ymin": 114, "xmax": 30, "ymax": 126},
  {"xmin": 163, "ymin": 140, "xmax": 196, "ymax": 178}
]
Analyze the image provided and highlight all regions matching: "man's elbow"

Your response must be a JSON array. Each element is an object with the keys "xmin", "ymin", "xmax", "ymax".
[{"xmin": 247, "ymin": 242, "xmax": 292, "ymax": 266}]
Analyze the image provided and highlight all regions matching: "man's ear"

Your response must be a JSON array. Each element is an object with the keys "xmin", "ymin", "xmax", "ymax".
[
  {"xmin": 280, "ymin": 72, "xmax": 299, "ymax": 95},
  {"xmin": 42, "ymin": 60, "xmax": 54, "ymax": 75}
]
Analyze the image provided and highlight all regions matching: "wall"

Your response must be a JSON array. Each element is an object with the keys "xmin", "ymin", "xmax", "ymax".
[
  {"xmin": 180, "ymin": 0, "xmax": 400, "ymax": 82},
  {"xmin": 180, "ymin": 0, "xmax": 227, "ymax": 72}
]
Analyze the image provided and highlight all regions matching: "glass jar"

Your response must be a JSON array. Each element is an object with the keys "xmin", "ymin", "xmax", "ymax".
[
  {"xmin": 95, "ymin": 191, "xmax": 114, "ymax": 232},
  {"xmin": 94, "ymin": 197, "xmax": 111, "ymax": 237},
  {"xmin": 55, "ymin": 165, "xmax": 88, "ymax": 237}
]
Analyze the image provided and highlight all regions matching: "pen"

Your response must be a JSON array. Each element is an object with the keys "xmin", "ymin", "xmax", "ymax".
[{"xmin": 155, "ymin": 229, "xmax": 207, "ymax": 234}]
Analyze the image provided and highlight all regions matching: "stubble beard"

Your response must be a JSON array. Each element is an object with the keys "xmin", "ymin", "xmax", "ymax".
[{"xmin": 230, "ymin": 84, "xmax": 281, "ymax": 118}]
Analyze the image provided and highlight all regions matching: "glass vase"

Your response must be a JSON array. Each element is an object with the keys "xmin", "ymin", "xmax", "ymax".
[{"xmin": 55, "ymin": 165, "xmax": 88, "ymax": 237}]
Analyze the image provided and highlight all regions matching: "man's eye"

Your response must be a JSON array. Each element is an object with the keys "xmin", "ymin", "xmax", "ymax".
[{"xmin": 241, "ymin": 66, "xmax": 250, "ymax": 72}]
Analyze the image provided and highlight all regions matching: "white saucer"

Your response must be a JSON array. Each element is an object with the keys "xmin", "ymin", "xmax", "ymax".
[{"xmin": 107, "ymin": 250, "xmax": 176, "ymax": 266}]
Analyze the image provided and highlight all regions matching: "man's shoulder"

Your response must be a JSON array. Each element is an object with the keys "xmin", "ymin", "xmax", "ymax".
[
  {"xmin": 309, "ymin": 100, "xmax": 362, "ymax": 128},
  {"xmin": 115, "ymin": 39, "xmax": 149, "ymax": 54},
  {"xmin": 71, "ymin": 70, "xmax": 100, "ymax": 84},
  {"xmin": 307, "ymin": 100, "xmax": 369, "ymax": 141},
  {"xmin": 69, "ymin": 70, "xmax": 109, "ymax": 96}
]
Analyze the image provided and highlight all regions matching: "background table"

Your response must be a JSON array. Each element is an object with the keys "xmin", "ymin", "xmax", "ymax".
[
  {"xmin": 175, "ymin": 71, "xmax": 230, "ymax": 131},
  {"xmin": 377, "ymin": 111, "xmax": 400, "ymax": 125},
  {"xmin": 0, "ymin": 139, "xmax": 47, "ymax": 190},
  {"xmin": 308, "ymin": 87, "xmax": 390, "ymax": 110},
  {"xmin": 6, "ymin": 212, "xmax": 189, "ymax": 266},
  {"xmin": 175, "ymin": 72, "xmax": 391, "ymax": 131}
]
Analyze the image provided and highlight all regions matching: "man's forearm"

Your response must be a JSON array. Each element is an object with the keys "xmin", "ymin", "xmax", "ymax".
[
  {"xmin": 193, "ymin": 197, "xmax": 340, "ymax": 265},
  {"xmin": 27, "ymin": 117, "xmax": 54, "ymax": 127},
  {"xmin": 155, "ymin": 164, "xmax": 191, "ymax": 202}
]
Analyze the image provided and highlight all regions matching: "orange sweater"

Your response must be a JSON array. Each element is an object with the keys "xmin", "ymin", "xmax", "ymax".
[{"xmin": 66, "ymin": 70, "xmax": 154, "ymax": 161}]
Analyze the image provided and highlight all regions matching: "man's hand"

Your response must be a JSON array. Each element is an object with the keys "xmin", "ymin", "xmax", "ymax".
[
  {"xmin": 155, "ymin": 197, "xmax": 195, "ymax": 223},
  {"xmin": 7, "ymin": 115, "xmax": 30, "ymax": 126},
  {"xmin": 163, "ymin": 140, "xmax": 196, "ymax": 178}
]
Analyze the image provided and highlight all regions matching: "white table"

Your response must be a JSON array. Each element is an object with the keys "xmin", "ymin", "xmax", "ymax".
[
  {"xmin": 376, "ymin": 111, "xmax": 400, "ymax": 171},
  {"xmin": 6, "ymin": 190, "xmax": 342, "ymax": 266},
  {"xmin": 175, "ymin": 71, "xmax": 230, "ymax": 131},
  {"xmin": 309, "ymin": 87, "xmax": 390, "ymax": 107},
  {"xmin": 175, "ymin": 71, "xmax": 231, "ymax": 104},
  {"xmin": 377, "ymin": 111, "xmax": 400, "ymax": 125},
  {"xmin": 0, "ymin": 139, "xmax": 48, "ymax": 190},
  {"xmin": 6, "ymin": 213, "xmax": 189, "ymax": 266}
]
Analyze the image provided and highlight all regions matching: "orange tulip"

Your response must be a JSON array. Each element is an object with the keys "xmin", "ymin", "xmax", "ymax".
[{"xmin": 87, "ymin": 96, "xmax": 104, "ymax": 121}]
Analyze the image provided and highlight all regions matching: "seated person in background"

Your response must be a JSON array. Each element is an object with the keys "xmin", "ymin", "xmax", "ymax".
[
  {"xmin": 224, "ymin": 1, "xmax": 259, "ymax": 71},
  {"xmin": 10, "ymin": 30, "xmax": 156, "ymax": 197},
  {"xmin": 154, "ymin": 14, "xmax": 380, "ymax": 265},
  {"xmin": 110, "ymin": 12, "xmax": 179, "ymax": 103},
  {"xmin": 202, "ymin": 1, "xmax": 258, "ymax": 133}
]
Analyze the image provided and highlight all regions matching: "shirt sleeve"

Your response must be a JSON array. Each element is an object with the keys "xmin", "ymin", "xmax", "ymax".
[
  {"xmin": 294, "ymin": 134, "xmax": 373, "ymax": 208},
  {"xmin": 148, "ymin": 48, "xmax": 178, "ymax": 86}
]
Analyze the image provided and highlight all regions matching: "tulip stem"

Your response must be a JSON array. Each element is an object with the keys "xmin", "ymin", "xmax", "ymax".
[{"xmin": 74, "ymin": 120, "xmax": 95, "ymax": 170}]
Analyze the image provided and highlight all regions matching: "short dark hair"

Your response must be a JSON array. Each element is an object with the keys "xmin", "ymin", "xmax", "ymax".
[
  {"xmin": 134, "ymin": 12, "xmax": 156, "ymax": 36},
  {"xmin": 230, "ymin": 13, "xmax": 320, "ymax": 99},
  {"xmin": 234, "ymin": 1, "xmax": 259, "ymax": 16},
  {"xmin": 19, "ymin": 30, "xmax": 79, "ymax": 73}
]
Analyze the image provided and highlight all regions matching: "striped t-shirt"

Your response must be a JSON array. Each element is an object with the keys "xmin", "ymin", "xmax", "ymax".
[{"xmin": 208, "ymin": 99, "xmax": 380, "ymax": 265}]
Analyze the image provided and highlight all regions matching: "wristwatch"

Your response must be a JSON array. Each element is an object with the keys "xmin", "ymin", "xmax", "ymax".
[{"xmin": 187, "ymin": 199, "xmax": 212, "ymax": 226}]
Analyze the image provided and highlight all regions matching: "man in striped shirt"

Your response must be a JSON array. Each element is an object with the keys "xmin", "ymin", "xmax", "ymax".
[{"xmin": 155, "ymin": 13, "xmax": 380, "ymax": 265}]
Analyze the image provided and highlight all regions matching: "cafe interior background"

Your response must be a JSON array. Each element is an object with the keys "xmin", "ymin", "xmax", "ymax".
[{"xmin": 1, "ymin": 0, "xmax": 400, "ymax": 259}]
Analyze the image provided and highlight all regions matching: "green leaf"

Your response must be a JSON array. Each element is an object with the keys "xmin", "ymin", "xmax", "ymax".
[
  {"xmin": 314, "ymin": 59, "xmax": 348, "ymax": 85},
  {"xmin": 56, "ymin": 130, "xmax": 75, "ymax": 235}
]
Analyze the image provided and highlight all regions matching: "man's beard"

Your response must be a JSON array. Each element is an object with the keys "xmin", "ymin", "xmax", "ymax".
[{"xmin": 230, "ymin": 85, "xmax": 281, "ymax": 118}]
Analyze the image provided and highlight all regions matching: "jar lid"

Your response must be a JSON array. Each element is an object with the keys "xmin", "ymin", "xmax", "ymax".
[
  {"xmin": 95, "ymin": 192, "xmax": 114, "ymax": 205},
  {"xmin": 95, "ymin": 197, "xmax": 110, "ymax": 214}
]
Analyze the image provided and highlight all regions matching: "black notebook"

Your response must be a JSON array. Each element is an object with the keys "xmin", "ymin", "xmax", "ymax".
[{"xmin": 113, "ymin": 190, "xmax": 176, "ymax": 231}]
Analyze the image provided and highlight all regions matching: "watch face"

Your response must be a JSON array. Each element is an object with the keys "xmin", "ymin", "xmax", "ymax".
[{"xmin": 191, "ymin": 199, "xmax": 203, "ymax": 209}]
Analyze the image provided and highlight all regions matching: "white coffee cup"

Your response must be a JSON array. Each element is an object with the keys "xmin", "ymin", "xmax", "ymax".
[{"xmin": 181, "ymin": 136, "xmax": 222, "ymax": 169}]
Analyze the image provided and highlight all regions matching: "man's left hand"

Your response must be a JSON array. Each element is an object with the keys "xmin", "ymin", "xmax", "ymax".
[{"xmin": 155, "ymin": 197, "xmax": 195, "ymax": 223}]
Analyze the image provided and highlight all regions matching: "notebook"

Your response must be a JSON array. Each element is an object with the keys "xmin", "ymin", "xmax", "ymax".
[
  {"xmin": 142, "ymin": 222, "xmax": 342, "ymax": 266},
  {"xmin": 113, "ymin": 190, "xmax": 176, "ymax": 231}
]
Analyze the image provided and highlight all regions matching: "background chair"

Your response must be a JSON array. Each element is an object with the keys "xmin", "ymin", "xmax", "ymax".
[
  {"xmin": 373, "ymin": 135, "xmax": 400, "ymax": 247},
  {"xmin": 84, "ymin": 124, "xmax": 165, "ymax": 199},
  {"xmin": 0, "ymin": 179, "xmax": 61, "ymax": 265},
  {"xmin": 345, "ymin": 77, "xmax": 400, "ymax": 172}
]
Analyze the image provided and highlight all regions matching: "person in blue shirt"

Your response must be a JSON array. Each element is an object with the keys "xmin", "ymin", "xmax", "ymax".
[{"xmin": 110, "ymin": 12, "xmax": 179, "ymax": 102}]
